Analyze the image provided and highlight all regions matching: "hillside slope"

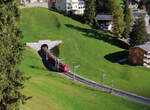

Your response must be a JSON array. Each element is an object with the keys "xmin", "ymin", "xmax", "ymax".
[
  {"xmin": 20, "ymin": 48, "xmax": 150, "ymax": 110},
  {"xmin": 19, "ymin": 8, "xmax": 150, "ymax": 98}
]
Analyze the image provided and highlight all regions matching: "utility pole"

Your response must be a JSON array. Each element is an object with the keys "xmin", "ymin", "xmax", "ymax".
[
  {"xmin": 57, "ymin": 58, "xmax": 60, "ymax": 72},
  {"xmin": 56, "ymin": 58, "xmax": 64, "ymax": 72},
  {"xmin": 55, "ymin": 56, "xmax": 58, "ymax": 71},
  {"xmin": 72, "ymin": 62, "xmax": 75, "ymax": 80},
  {"xmin": 101, "ymin": 70, "xmax": 106, "ymax": 83},
  {"xmin": 72, "ymin": 62, "xmax": 80, "ymax": 80},
  {"xmin": 110, "ymin": 80, "xmax": 114, "ymax": 93}
]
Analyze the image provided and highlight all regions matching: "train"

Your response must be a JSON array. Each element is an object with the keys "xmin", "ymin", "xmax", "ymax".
[{"xmin": 40, "ymin": 44, "xmax": 70, "ymax": 72}]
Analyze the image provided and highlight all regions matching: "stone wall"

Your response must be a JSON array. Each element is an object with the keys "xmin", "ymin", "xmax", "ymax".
[
  {"xmin": 26, "ymin": 40, "xmax": 62, "ymax": 51},
  {"xmin": 20, "ymin": 2, "xmax": 52, "ymax": 9}
]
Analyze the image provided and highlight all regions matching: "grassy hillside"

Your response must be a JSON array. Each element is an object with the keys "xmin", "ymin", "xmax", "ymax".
[
  {"xmin": 19, "ymin": 8, "xmax": 150, "ymax": 98},
  {"xmin": 20, "ymin": 48, "xmax": 150, "ymax": 110}
]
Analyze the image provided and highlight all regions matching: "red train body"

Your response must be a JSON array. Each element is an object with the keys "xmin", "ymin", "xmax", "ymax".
[
  {"xmin": 49, "ymin": 55, "xmax": 70, "ymax": 72},
  {"xmin": 41, "ymin": 44, "xmax": 70, "ymax": 72}
]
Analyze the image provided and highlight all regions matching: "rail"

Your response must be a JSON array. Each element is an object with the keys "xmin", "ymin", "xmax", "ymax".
[{"xmin": 61, "ymin": 71, "xmax": 150, "ymax": 106}]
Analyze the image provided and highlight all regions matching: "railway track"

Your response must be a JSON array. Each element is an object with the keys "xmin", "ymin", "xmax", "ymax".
[
  {"xmin": 60, "ymin": 71, "xmax": 150, "ymax": 106},
  {"xmin": 35, "ymin": 44, "xmax": 150, "ymax": 106}
]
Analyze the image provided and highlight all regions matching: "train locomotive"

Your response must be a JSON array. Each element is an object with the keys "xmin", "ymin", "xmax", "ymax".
[{"xmin": 40, "ymin": 44, "xmax": 70, "ymax": 72}]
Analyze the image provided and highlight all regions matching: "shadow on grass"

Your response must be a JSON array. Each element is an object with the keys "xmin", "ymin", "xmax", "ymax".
[
  {"xmin": 38, "ymin": 50, "xmax": 56, "ymax": 72},
  {"xmin": 48, "ymin": 8, "xmax": 84, "ymax": 23},
  {"xmin": 65, "ymin": 24, "xmax": 129, "ymax": 49},
  {"xmin": 29, "ymin": 65, "xmax": 46, "ymax": 71},
  {"xmin": 104, "ymin": 50, "xmax": 136, "ymax": 66}
]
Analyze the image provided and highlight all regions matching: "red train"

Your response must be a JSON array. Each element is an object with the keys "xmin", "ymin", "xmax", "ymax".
[{"xmin": 41, "ymin": 44, "xmax": 70, "ymax": 72}]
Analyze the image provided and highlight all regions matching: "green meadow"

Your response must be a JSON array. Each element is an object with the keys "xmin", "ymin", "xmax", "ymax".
[
  {"xmin": 20, "ymin": 48, "xmax": 150, "ymax": 110},
  {"xmin": 20, "ymin": 8, "xmax": 150, "ymax": 98},
  {"xmin": 19, "ymin": 7, "xmax": 150, "ymax": 110}
]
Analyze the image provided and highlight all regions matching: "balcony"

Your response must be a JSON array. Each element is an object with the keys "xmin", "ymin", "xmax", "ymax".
[
  {"xmin": 143, "ymin": 58, "xmax": 150, "ymax": 63},
  {"xmin": 144, "ymin": 54, "xmax": 150, "ymax": 58},
  {"xmin": 143, "ymin": 63, "xmax": 150, "ymax": 67}
]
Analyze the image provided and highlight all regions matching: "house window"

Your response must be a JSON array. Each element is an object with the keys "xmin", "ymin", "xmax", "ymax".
[
  {"xmin": 139, "ymin": 56, "xmax": 143, "ymax": 60},
  {"xmin": 132, "ymin": 50, "xmax": 136, "ymax": 54},
  {"xmin": 138, "ymin": 60, "xmax": 143, "ymax": 65},
  {"xmin": 139, "ymin": 51, "xmax": 143, "ymax": 55},
  {"xmin": 130, "ymin": 49, "xmax": 136, "ymax": 54}
]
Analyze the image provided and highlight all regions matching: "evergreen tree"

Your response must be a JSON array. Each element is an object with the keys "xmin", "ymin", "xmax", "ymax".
[
  {"xmin": 129, "ymin": 15, "xmax": 148, "ymax": 46},
  {"xmin": 123, "ymin": 0, "xmax": 134, "ymax": 39},
  {"xmin": 145, "ymin": 1, "xmax": 150, "ymax": 15},
  {"xmin": 96, "ymin": 0, "xmax": 119, "ymax": 14},
  {"xmin": 96, "ymin": 0, "xmax": 112, "ymax": 14},
  {"xmin": 0, "ymin": 0, "xmax": 27, "ymax": 109},
  {"xmin": 96, "ymin": 0, "xmax": 125, "ymax": 37},
  {"xmin": 84, "ymin": 0, "xmax": 96, "ymax": 25},
  {"xmin": 112, "ymin": 0, "xmax": 125, "ymax": 38}
]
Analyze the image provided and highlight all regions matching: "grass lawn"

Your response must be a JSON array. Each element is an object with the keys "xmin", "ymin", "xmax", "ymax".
[
  {"xmin": 19, "ymin": 8, "xmax": 150, "ymax": 98},
  {"xmin": 20, "ymin": 48, "xmax": 150, "ymax": 110}
]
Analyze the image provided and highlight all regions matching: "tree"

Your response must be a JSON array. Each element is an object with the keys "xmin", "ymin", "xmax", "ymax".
[
  {"xmin": 96, "ymin": 0, "xmax": 112, "ymax": 14},
  {"xmin": 96, "ymin": 0, "xmax": 119, "ymax": 14},
  {"xmin": 145, "ymin": 1, "xmax": 150, "ymax": 15},
  {"xmin": 0, "ymin": 0, "xmax": 27, "ymax": 109},
  {"xmin": 112, "ymin": 1, "xmax": 125, "ymax": 38},
  {"xmin": 96, "ymin": 0, "xmax": 125, "ymax": 37},
  {"xmin": 123, "ymin": 0, "xmax": 134, "ymax": 39},
  {"xmin": 84, "ymin": 0, "xmax": 96, "ymax": 25},
  {"xmin": 129, "ymin": 15, "xmax": 148, "ymax": 46}
]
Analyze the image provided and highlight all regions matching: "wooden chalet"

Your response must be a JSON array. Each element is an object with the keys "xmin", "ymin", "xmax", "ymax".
[
  {"xmin": 95, "ymin": 14, "xmax": 113, "ymax": 31},
  {"xmin": 128, "ymin": 0, "xmax": 138, "ymax": 9},
  {"xmin": 128, "ymin": 42, "xmax": 150, "ymax": 67}
]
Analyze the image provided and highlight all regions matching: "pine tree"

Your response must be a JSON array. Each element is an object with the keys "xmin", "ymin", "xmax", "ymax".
[
  {"xmin": 96, "ymin": 0, "xmax": 117, "ymax": 14},
  {"xmin": 84, "ymin": 0, "xmax": 96, "ymax": 25},
  {"xmin": 96, "ymin": 0, "xmax": 125, "ymax": 37},
  {"xmin": 112, "ymin": 1, "xmax": 125, "ymax": 38},
  {"xmin": 0, "ymin": 0, "xmax": 27, "ymax": 109},
  {"xmin": 129, "ymin": 15, "xmax": 148, "ymax": 46},
  {"xmin": 123, "ymin": 0, "xmax": 134, "ymax": 39}
]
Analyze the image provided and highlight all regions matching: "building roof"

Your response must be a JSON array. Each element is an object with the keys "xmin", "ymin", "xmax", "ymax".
[
  {"xmin": 95, "ymin": 14, "xmax": 113, "ymax": 21},
  {"xmin": 135, "ymin": 42, "xmax": 150, "ymax": 52},
  {"xmin": 128, "ymin": 0, "xmax": 138, "ymax": 4}
]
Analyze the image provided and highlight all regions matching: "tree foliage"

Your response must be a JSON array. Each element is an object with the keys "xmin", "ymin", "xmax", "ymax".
[
  {"xmin": 84, "ymin": 0, "xmax": 96, "ymax": 25},
  {"xmin": 0, "ymin": 0, "xmax": 27, "ymax": 109},
  {"xmin": 96, "ymin": 0, "xmax": 125, "ymax": 37},
  {"xmin": 96, "ymin": 0, "xmax": 114, "ymax": 14},
  {"xmin": 139, "ymin": 0, "xmax": 150, "ymax": 15},
  {"xmin": 122, "ymin": 0, "xmax": 134, "ymax": 39},
  {"xmin": 112, "ymin": 0, "xmax": 125, "ymax": 37},
  {"xmin": 129, "ymin": 15, "xmax": 148, "ymax": 46}
]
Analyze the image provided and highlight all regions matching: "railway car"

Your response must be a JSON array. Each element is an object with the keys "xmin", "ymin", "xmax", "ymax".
[
  {"xmin": 59, "ymin": 62, "xmax": 70, "ymax": 72},
  {"xmin": 41, "ymin": 44, "xmax": 70, "ymax": 72}
]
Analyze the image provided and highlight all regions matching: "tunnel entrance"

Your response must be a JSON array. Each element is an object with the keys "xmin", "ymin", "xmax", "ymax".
[{"xmin": 50, "ymin": 45, "xmax": 60, "ymax": 58}]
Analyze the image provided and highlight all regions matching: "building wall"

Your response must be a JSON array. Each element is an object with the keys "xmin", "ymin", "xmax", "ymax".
[
  {"xmin": 56, "ymin": 0, "xmax": 67, "ymax": 12},
  {"xmin": 20, "ymin": 2, "xmax": 50, "ymax": 8},
  {"xmin": 55, "ymin": 0, "xmax": 85, "ymax": 14},
  {"xmin": 21, "ymin": 0, "xmax": 44, "ymax": 4}
]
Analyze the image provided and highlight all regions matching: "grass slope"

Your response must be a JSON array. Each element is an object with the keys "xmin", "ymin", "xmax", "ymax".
[
  {"xmin": 19, "ymin": 8, "xmax": 150, "ymax": 98},
  {"xmin": 20, "ymin": 48, "xmax": 150, "ymax": 110}
]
